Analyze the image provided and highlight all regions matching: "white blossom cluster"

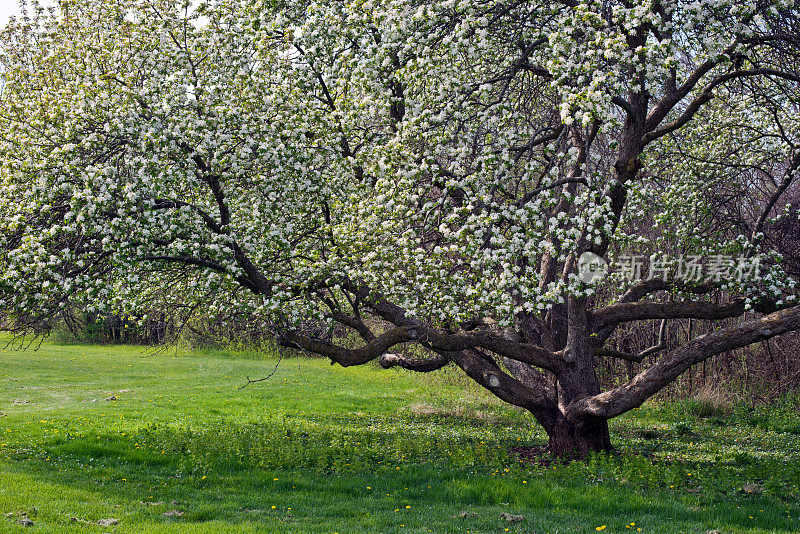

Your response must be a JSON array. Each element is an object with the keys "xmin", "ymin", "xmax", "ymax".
[{"xmin": 0, "ymin": 0, "xmax": 797, "ymax": 331}]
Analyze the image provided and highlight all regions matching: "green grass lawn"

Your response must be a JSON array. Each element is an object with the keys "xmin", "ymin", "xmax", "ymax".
[{"xmin": 0, "ymin": 338, "xmax": 798, "ymax": 533}]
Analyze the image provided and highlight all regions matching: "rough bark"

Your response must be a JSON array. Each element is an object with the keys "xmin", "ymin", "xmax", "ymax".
[
  {"xmin": 540, "ymin": 296, "xmax": 613, "ymax": 455},
  {"xmin": 546, "ymin": 414, "xmax": 612, "ymax": 457}
]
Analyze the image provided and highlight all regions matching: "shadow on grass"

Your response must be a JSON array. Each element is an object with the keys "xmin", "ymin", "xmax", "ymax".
[{"xmin": 4, "ymin": 418, "xmax": 799, "ymax": 533}]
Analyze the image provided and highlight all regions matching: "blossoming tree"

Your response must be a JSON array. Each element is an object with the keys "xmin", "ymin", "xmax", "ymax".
[{"xmin": 2, "ymin": 0, "xmax": 800, "ymax": 456}]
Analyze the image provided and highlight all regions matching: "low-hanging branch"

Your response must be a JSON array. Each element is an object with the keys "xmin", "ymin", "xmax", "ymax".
[
  {"xmin": 378, "ymin": 351, "xmax": 450, "ymax": 372},
  {"xmin": 279, "ymin": 326, "xmax": 415, "ymax": 367},
  {"xmin": 571, "ymin": 305, "xmax": 800, "ymax": 420},
  {"xmin": 448, "ymin": 349, "xmax": 559, "ymax": 430}
]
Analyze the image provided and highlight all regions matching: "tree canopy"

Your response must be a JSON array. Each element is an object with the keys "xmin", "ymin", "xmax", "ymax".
[{"xmin": 2, "ymin": 0, "xmax": 800, "ymax": 455}]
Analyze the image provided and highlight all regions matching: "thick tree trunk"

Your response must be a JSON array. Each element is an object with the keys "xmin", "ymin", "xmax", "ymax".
[
  {"xmin": 546, "ymin": 415, "xmax": 612, "ymax": 458},
  {"xmin": 542, "ymin": 296, "xmax": 613, "ymax": 458}
]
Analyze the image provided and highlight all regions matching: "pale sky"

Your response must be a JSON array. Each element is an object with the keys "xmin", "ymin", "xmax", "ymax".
[
  {"xmin": 0, "ymin": 0, "xmax": 20, "ymax": 28},
  {"xmin": 0, "ymin": 0, "xmax": 57, "ymax": 29},
  {"xmin": 0, "ymin": 1, "xmax": 207, "ymax": 29}
]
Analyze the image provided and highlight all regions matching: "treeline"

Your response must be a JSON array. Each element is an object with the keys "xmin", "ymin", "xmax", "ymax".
[
  {"xmin": 23, "ymin": 302, "xmax": 797, "ymax": 403},
  {"xmin": 55, "ymin": 309, "xmax": 172, "ymax": 345}
]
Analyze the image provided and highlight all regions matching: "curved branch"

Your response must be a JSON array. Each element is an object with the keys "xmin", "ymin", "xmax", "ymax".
[
  {"xmin": 511, "ymin": 125, "xmax": 564, "ymax": 158},
  {"xmin": 592, "ymin": 299, "xmax": 745, "ymax": 330},
  {"xmin": 645, "ymin": 68, "xmax": 800, "ymax": 145},
  {"xmin": 141, "ymin": 254, "xmax": 228, "ymax": 274},
  {"xmin": 616, "ymin": 278, "xmax": 716, "ymax": 304},
  {"xmin": 595, "ymin": 319, "xmax": 667, "ymax": 363},
  {"xmin": 502, "ymin": 357, "xmax": 556, "ymax": 400},
  {"xmin": 593, "ymin": 279, "xmax": 716, "ymax": 347},
  {"xmin": 152, "ymin": 197, "xmax": 223, "ymax": 234},
  {"xmin": 140, "ymin": 254, "xmax": 260, "ymax": 293},
  {"xmin": 378, "ymin": 351, "xmax": 450, "ymax": 372},
  {"xmin": 438, "ymin": 331, "xmax": 562, "ymax": 372},
  {"xmin": 570, "ymin": 305, "xmax": 800, "ymax": 419},
  {"xmin": 611, "ymin": 96, "xmax": 635, "ymax": 119},
  {"xmin": 644, "ymin": 51, "xmax": 729, "ymax": 133},
  {"xmin": 449, "ymin": 349, "xmax": 558, "ymax": 430},
  {"xmin": 280, "ymin": 326, "xmax": 414, "ymax": 367},
  {"xmin": 594, "ymin": 347, "xmax": 645, "ymax": 363},
  {"xmin": 330, "ymin": 310, "xmax": 376, "ymax": 343},
  {"xmin": 352, "ymin": 284, "xmax": 562, "ymax": 371}
]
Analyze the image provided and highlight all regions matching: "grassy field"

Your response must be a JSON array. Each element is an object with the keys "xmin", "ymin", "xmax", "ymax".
[{"xmin": 0, "ymin": 338, "xmax": 799, "ymax": 533}]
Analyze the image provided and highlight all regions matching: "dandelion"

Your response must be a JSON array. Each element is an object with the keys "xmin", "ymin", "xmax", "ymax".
[{"xmin": 596, "ymin": 526, "xmax": 606, "ymax": 531}]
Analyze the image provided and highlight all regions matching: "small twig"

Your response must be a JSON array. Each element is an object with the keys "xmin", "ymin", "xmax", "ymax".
[
  {"xmin": 597, "ymin": 319, "xmax": 668, "ymax": 363},
  {"xmin": 639, "ymin": 319, "xmax": 668, "ymax": 358},
  {"xmin": 238, "ymin": 353, "xmax": 284, "ymax": 389}
]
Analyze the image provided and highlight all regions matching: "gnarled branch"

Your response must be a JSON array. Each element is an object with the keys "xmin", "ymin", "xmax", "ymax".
[
  {"xmin": 449, "ymin": 349, "xmax": 558, "ymax": 430},
  {"xmin": 616, "ymin": 278, "xmax": 716, "ymax": 304},
  {"xmin": 570, "ymin": 305, "xmax": 800, "ymax": 420},
  {"xmin": 592, "ymin": 299, "xmax": 745, "ymax": 330},
  {"xmin": 378, "ymin": 351, "xmax": 450, "ymax": 372},
  {"xmin": 280, "ymin": 326, "xmax": 414, "ymax": 367}
]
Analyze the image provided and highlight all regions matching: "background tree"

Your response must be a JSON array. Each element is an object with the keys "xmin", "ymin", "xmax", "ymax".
[{"xmin": 1, "ymin": 0, "xmax": 800, "ymax": 456}]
